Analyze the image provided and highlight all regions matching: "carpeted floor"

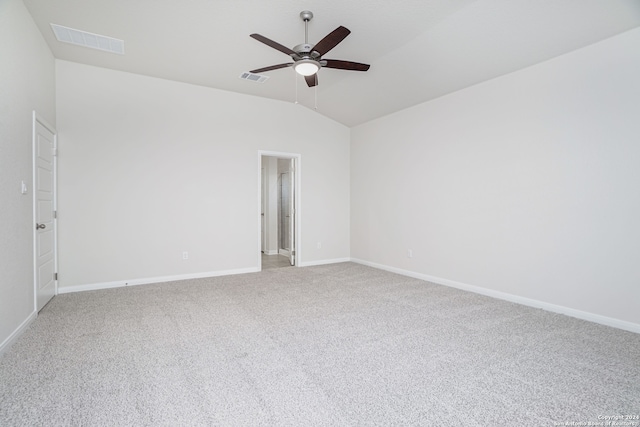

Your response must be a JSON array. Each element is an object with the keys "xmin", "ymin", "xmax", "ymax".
[{"xmin": 1, "ymin": 262, "xmax": 639, "ymax": 426}]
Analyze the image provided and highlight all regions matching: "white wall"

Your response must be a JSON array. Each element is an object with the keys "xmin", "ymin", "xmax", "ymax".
[
  {"xmin": 0, "ymin": 0, "xmax": 55, "ymax": 350},
  {"xmin": 56, "ymin": 60, "xmax": 350, "ymax": 289},
  {"xmin": 351, "ymin": 28, "xmax": 640, "ymax": 329}
]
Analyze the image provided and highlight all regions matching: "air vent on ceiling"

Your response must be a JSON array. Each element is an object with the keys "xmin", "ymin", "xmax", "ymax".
[
  {"xmin": 239, "ymin": 72, "xmax": 269, "ymax": 83},
  {"xmin": 50, "ymin": 24, "xmax": 124, "ymax": 55}
]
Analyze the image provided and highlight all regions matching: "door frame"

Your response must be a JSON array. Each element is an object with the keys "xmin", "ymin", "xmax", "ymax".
[
  {"xmin": 258, "ymin": 151, "xmax": 301, "ymax": 270},
  {"xmin": 261, "ymin": 165, "xmax": 266, "ymax": 253},
  {"xmin": 32, "ymin": 111, "xmax": 58, "ymax": 311},
  {"xmin": 287, "ymin": 159, "xmax": 295, "ymax": 266}
]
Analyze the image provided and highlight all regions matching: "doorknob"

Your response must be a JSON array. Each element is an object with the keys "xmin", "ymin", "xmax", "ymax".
[{"xmin": 36, "ymin": 223, "xmax": 46, "ymax": 230}]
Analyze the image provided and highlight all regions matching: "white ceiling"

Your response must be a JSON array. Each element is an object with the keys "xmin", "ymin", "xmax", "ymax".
[{"xmin": 23, "ymin": 0, "xmax": 640, "ymax": 127}]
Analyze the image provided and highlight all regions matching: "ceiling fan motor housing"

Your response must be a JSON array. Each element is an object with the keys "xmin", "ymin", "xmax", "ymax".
[{"xmin": 292, "ymin": 43, "xmax": 321, "ymax": 60}]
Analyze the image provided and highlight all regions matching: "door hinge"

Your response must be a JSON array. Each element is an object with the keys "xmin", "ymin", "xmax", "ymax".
[
  {"xmin": 53, "ymin": 210, "xmax": 57, "ymax": 219},
  {"xmin": 54, "ymin": 272, "xmax": 58, "ymax": 281}
]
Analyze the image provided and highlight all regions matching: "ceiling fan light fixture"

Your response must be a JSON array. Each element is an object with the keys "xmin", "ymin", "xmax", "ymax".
[{"xmin": 294, "ymin": 59, "xmax": 320, "ymax": 76}]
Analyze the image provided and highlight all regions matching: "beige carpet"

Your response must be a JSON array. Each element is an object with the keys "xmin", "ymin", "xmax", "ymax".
[{"xmin": 1, "ymin": 262, "xmax": 639, "ymax": 426}]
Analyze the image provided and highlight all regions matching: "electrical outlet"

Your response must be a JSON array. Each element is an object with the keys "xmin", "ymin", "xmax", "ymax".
[
  {"xmin": 182, "ymin": 251, "xmax": 189, "ymax": 260},
  {"xmin": 317, "ymin": 242, "xmax": 322, "ymax": 249},
  {"xmin": 408, "ymin": 249, "xmax": 413, "ymax": 258}
]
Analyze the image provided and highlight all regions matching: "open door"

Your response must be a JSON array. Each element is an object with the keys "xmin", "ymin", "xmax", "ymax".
[
  {"xmin": 288, "ymin": 158, "xmax": 295, "ymax": 266},
  {"xmin": 261, "ymin": 165, "xmax": 266, "ymax": 253},
  {"xmin": 33, "ymin": 112, "xmax": 57, "ymax": 311}
]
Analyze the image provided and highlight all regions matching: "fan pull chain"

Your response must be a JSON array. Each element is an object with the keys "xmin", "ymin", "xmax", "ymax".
[{"xmin": 314, "ymin": 85, "xmax": 318, "ymax": 111}]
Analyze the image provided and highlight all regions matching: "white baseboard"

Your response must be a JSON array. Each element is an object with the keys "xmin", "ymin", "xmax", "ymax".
[
  {"xmin": 263, "ymin": 250, "xmax": 279, "ymax": 256},
  {"xmin": 279, "ymin": 249, "xmax": 290, "ymax": 257},
  {"xmin": 350, "ymin": 258, "xmax": 640, "ymax": 335},
  {"xmin": 298, "ymin": 257, "xmax": 351, "ymax": 267},
  {"xmin": 57, "ymin": 267, "xmax": 260, "ymax": 294},
  {"xmin": 0, "ymin": 310, "xmax": 37, "ymax": 356}
]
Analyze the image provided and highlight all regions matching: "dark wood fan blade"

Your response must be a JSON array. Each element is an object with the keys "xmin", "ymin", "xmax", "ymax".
[
  {"xmin": 250, "ymin": 63, "xmax": 293, "ymax": 74},
  {"xmin": 305, "ymin": 74, "xmax": 318, "ymax": 87},
  {"xmin": 323, "ymin": 59, "xmax": 370, "ymax": 71},
  {"xmin": 312, "ymin": 26, "xmax": 350, "ymax": 56},
  {"xmin": 250, "ymin": 34, "xmax": 299, "ymax": 57}
]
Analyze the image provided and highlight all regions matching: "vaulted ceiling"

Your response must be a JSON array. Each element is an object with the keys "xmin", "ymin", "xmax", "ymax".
[{"xmin": 23, "ymin": 0, "xmax": 640, "ymax": 127}]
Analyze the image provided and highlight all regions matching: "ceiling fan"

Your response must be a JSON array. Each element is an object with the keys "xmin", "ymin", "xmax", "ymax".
[{"xmin": 249, "ymin": 11, "xmax": 370, "ymax": 87}]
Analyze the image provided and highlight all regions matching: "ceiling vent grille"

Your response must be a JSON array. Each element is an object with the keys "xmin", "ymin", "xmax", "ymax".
[
  {"xmin": 50, "ymin": 24, "xmax": 124, "ymax": 55},
  {"xmin": 239, "ymin": 72, "xmax": 269, "ymax": 83}
]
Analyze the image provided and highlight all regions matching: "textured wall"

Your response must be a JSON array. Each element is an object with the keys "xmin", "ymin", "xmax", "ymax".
[
  {"xmin": 0, "ymin": 0, "xmax": 55, "ymax": 350},
  {"xmin": 351, "ymin": 29, "xmax": 640, "ymax": 327},
  {"xmin": 56, "ymin": 60, "xmax": 350, "ymax": 288}
]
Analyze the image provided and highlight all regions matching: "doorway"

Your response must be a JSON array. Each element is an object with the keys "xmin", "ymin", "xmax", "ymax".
[{"xmin": 259, "ymin": 152, "xmax": 300, "ymax": 270}]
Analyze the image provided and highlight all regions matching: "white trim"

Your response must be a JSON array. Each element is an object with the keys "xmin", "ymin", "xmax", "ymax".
[
  {"xmin": 57, "ymin": 267, "xmax": 259, "ymax": 294},
  {"xmin": 32, "ymin": 110, "xmax": 56, "ymax": 134},
  {"xmin": 261, "ymin": 165, "xmax": 266, "ymax": 253},
  {"xmin": 32, "ymin": 112, "xmax": 38, "ymax": 312},
  {"xmin": 0, "ymin": 311, "xmax": 37, "ymax": 356},
  {"xmin": 52, "ymin": 121, "xmax": 58, "ymax": 297},
  {"xmin": 258, "ymin": 151, "xmax": 302, "ymax": 270},
  {"xmin": 298, "ymin": 257, "xmax": 351, "ymax": 267},
  {"xmin": 351, "ymin": 258, "xmax": 640, "ymax": 334},
  {"xmin": 263, "ymin": 250, "xmax": 279, "ymax": 256}
]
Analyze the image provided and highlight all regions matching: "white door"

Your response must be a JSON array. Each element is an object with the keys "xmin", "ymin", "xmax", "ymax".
[
  {"xmin": 33, "ymin": 115, "xmax": 57, "ymax": 311},
  {"xmin": 288, "ymin": 159, "xmax": 295, "ymax": 266},
  {"xmin": 261, "ymin": 166, "xmax": 266, "ymax": 253}
]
